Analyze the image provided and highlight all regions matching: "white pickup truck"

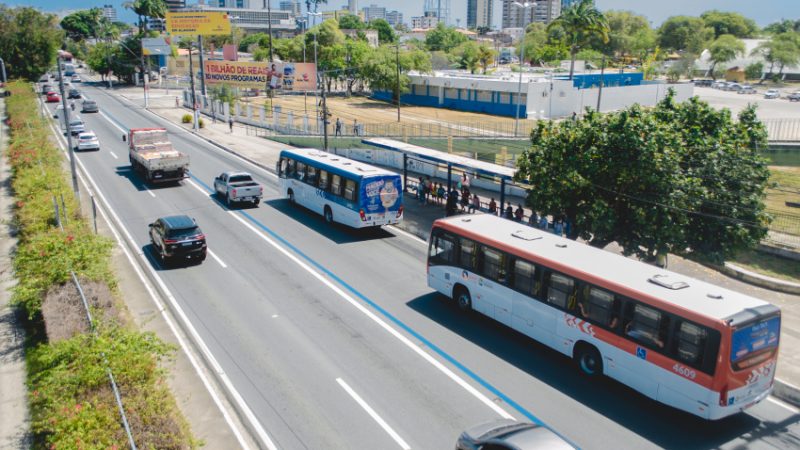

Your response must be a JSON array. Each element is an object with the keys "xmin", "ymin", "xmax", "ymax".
[
  {"xmin": 213, "ymin": 171, "xmax": 263, "ymax": 207},
  {"xmin": 127, "ymin": 128, "xmax": 189, "ymax": 183}
]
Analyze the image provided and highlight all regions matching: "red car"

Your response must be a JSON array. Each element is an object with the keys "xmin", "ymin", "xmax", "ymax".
[{"xmin": 46, "ymin": 92, "xmax": 60, "ymax": 103}]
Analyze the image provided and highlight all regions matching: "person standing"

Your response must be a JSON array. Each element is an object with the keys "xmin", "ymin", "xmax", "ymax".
[
  {"xmin": 335, "ymin": 118, "xmax": 342, "ymax": 136},
  {"xmin": 514, "ymin": 203, "xmax": 525, "ymax": 222},
  {"xmin": 488, "ymin": 198, "xmax": 497, "ymax": 215},
  {"xmin": 228, "ymin": 116, "xmax": 234, "ymax": 133},
  {"xmin": 469, "ymin": 194, "xmax": 480, "ymax": 213},
  {"xmin": 353, "ymin": 119, "xmax": 359, "ymax": 136},
  {"xmin": 505, "ymin": 205, "xmax": 514, "ymax": 220}
]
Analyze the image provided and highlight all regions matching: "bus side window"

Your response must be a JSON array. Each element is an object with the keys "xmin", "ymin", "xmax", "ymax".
[
  {"xmin": 318, "ymin": 170, "xmax": 330, "ymax": 191},
  {"xmin": 624, "ymin": 303, "xmax": 669, "ymax": 350},
  {"xmin": 512, "ymin": 258, "xmax": 537, "ymax": 297},
  {"xmin": 344, "ymin": 179, "xmax": 357, "ymax": 202},
  {"xmin": 429, "ymin": 230, "xmax": 456, "ymax": 265},
  {"xmin": 579, "ymin": 286, "xmax": 620, "ymax": 330},
  {"xmin": 307, "ymin": 165, "xmax": 318, "ymax": 186},
  {"xmin": 296, "ymin": 162, "xmax": 306, "ymax": 181},
  {"xmin": 675, "ymin": 321, "xmax": 707, "ymax": 367},
  {"xmin": 479, "ymin": 246, "xmax": 506, "ymax": 284},
  {"xmin": 278, "ymin": 158, "xmax": 287, "ymax": 177},
  {"xmin": 331, "ymin": 174, "xmax": 342, "ymax": 196},
  {"xmin": 458, "ymin": 238, "xmax": 477, "ymax": 272},
  {"xmin": 284, "ymin": 159, "xmax": 295, "ymax": 178},
  {"xmin": 544, "ymin": 271, "xmax": 575, "ymax": 310}
]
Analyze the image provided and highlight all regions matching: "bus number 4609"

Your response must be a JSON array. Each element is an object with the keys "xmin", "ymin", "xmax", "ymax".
[{"xmin": 673, "ymin": 363, "xmax": 697, "ymax": 380}]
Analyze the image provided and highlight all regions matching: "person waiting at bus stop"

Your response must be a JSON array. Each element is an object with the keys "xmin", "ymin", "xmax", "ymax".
[{"xmin": 446, "ymin": 188, "xmax": 459, "ymax": 216}]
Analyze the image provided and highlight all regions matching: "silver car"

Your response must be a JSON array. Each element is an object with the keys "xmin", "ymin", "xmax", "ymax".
[
  {"xmin": 67, "ymin": 116, "xmax": 85, "ymax": 135},
  {"xmin": 456, "ymin": 420, "xmax": 575, "ymax": 450},
  {"xmin": 764, "ymin": 89, "xmax": 780, "ymax": 99},
  {"xmin": 738, "ymin": 85, "xmax": 756, "ymax": 94},
  {"xmin": 76, "ymin": 131, "xmax": 100, "ymax": 151}
]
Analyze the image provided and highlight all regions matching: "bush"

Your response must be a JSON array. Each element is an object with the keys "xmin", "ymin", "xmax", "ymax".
[
  {"xmin": 181, "ymin": 114, "xmax": 192, "ymax": 123},
  {"xmin": 198, "ymin": 118, "xmax": 205, "ymax": 128}
]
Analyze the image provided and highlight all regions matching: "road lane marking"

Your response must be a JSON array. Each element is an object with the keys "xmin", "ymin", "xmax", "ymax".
[
  {"xmin": 336, "ymin": 378, "xmax": 411, "ymax": 450},
  {"xmin": 100, "ymin": 110, "xmax": 127, "ymax": 134},
  {"xmin": 109, "ymin": 151, "xmax": 118, "ymax": 159},
  {"xmin": 40, "ymin": 98, "xmax": 274, "ymax": 450},
  {"xmin": 768, "ymin": 397, "xmax": 800, "ymax": 414},
  {"xmin": 207, "ymin": 249, "xmax": 227, "ymax": 268},
  {"xmin": 388, "ymin": 225, "xmax": 428, "ymax": 246},
  {"xmin": 188, "ymin": 178, "xmax": 212, "ymax": 197},
  {"xmin": 146, "ymin": 188, "xmax": 156, "ymax": 198}
]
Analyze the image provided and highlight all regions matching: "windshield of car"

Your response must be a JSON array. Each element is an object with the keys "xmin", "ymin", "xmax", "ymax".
[
  {"xmin": 70, "ymin": 119, "xmax": 83, "ymax": 126},
  {"xmin": 166, "ymin": 226, "xmax": 202, "ymax": 239},
  {"xmin": 79, "ymin": 133, "xmax": 95, "ymax": 140},
  {"xmin": 83, "ymin": 101, "xmax": 96, "ymax": 106}
]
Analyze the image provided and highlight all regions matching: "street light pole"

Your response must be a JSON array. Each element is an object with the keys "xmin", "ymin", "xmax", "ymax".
[
  {"xmin": 512, "ymin": 1, "xmax": 535, "ymax": 137},
  {"xmin": 265, "ymin": 0, "xmax": 274, "ymax": 62},
  {"xmin": 0, "ymin": 57, "xmax": 6, "ymax": 84},
  {"xmin": 57, "ymin": 56, "xmax": 79, "ymax": 196},
  {"xmin": 187, "ymin": 41, "xmax": 199, "ymax": 130},
  {"xmin": 596, "ymin": 55, "xmax": 606, "ymax": 112},
  {"xmin": 396, "ymin": 43, "xmax": 401, "ymax": 122},
  {"xmin": 140, "ymin": 44, "xmax": 149, "ymax": 108}
]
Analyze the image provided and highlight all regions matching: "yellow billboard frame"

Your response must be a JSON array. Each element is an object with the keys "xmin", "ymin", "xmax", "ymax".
[{"xmin": 166, "ymin": 11, "xmax": 232, "ymax": 36}]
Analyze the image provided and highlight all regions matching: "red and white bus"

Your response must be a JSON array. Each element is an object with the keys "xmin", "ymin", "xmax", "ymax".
[{"xmin": 427, "ymin": 214, "xmax": 780, "ymax": 420}]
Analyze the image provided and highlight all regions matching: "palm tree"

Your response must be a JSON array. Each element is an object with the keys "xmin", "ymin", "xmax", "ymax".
[
  {"xmin": 547, "ymin": 0, "xmax": 609, "ymax": 80},
  {"xmin": 123, "ymin": 0, "xmax": 166, "ymax": 34},
  {"xmin": 477, "ymin": 45, "xmax": 495, "ymax": 74}
]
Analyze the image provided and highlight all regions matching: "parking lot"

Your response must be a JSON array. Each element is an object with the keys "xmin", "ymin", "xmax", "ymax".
[{"xmin": 694, "ymin": 86, "xmax": 800, "ymax": 120}]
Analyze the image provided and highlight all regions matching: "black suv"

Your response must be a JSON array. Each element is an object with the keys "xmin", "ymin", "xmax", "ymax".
[
  {"xmin": 149, "ymin": 215, "xmax": 207, "ymax": 264},
  {"xmin": 81, "ymin": 100, "xmax": 99, "ymax": 113},
  {"xmin": 68, "ymin": 88, "xmax": 81, "ymax": 99}
]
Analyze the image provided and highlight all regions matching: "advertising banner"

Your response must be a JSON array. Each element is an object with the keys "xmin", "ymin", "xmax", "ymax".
[
  {"xmin": 204, "ymin": 61, "xmax": 318, "ymax": 91},
  {"xmin": 166, "ymin": 12, "xmax": 231, "ymax": 35},
  {"xmin": 142, "ymin": 38, "xmax": 172, "ymax": 56}
]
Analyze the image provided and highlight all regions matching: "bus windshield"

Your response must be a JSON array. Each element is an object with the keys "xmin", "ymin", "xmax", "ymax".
[{"xmin": 730, "ymin": 315, "xmax": 780, "ymax": 369}]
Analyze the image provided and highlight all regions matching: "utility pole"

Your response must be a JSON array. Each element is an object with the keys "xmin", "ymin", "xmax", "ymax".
[
  {"xmin": 0, "ymin": 57, "xmax": 6, "ymax": 84},
  {"xmin": 514, "ymin": 39, "xmax": 525, "ymax": 136},
  {"xmin": 596, "ymin": 55, "xmax": 606, "ymax": 112},
  {"xmin": 265, "ymin": 0, "xmax": 274, "ymax": 62},
  {"xmin": 140, "ymin": 42, "xmax": 149, "ymax": 108},
  {"xmin": 321, "ymin": 74, "xmax": 329, "ymax": 152},
  {"xmin": 187, "ymin": 41, "xmax": 199, "ymax": 130},
  {"xmin": 57, "ymin": 57, "xmax": 79, "ymax": 196},
  {"xmin": 198, "ymin": 35, "xmax": 206, "ymax": 97},
  {"xmin": 395, "ymin": 43, "xmax": 401, "ymax": 122}
]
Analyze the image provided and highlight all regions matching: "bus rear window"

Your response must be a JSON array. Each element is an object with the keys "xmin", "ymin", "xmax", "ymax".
[{"xmin": 731, "ymin": 316, "xmax": 780, "ymax": 370}]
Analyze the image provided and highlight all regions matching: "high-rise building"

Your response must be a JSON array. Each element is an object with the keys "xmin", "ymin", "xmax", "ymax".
[
  {"xmin": 424, "ymin": 0, "xmax": 450, "ymax": 26},
  {"xmin": 279, "ymin": 0, "xmax": 301, "ymax": 15},
  {"xmin": 348, "ymin": 0, "xmax": 358, "ymax": 14},
  {"xmin": 411, "ymin": 11, "xmax": 439, "ymax": 29},
  {"xmin": 361, "ymin": 4, "xmax": 386, "ymax": 22},
  {"xmin": 385, "ymin": 10, "xmax": 403, "ymax": 26},
  {"xmin": 502, "ymin": 0, "xmax": 560, "ymax": 29},
  {"xmin": 102, "ymin": 4, "xmax": 117, "ymax": 22},
  {"xmin": 164, "ymin": 0, "xmax": 186, "ymax": 11},
  {"xmin": 217, "ymin": 0, "xmax": 250, "ymax": 7},
  {"xmin": 467, "ymin": 0, "xmax": 492, "ymax": 29}
]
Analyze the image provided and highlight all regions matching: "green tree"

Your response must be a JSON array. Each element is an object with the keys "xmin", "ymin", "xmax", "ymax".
[
  {"xmin": 60, "ymin": 8, "xmax": 105, "ymax": 41},
  {"xmin": 752, "ymin": 32, "xmax": 800, "ymax": 77},
  {"xmin": 547, "ymin": 0, "xmax": 609, "ymax": 79},
  {"xmin": 237, "ymin": 32, "xmax": 270, "ymax": 52},
  {"xmin": 454, "ymin": 41, "xmax": 480, "ymax": 74},
  {"xmin": 700, "ymin": 10, "xmax": 758, "ymax": 39},
  {"xmin": 369, "ymin": 18, "xmax": 396, "ymax": 44},
  {"xmin": 123, "ymin": 0, "xmax": 166, "ymax": 34},
  {"xmin": 707, "ymin": 34, "xmax": 745, "ymax": 78},
  {"xmin": 360, "ymin": 45, "xmax": 430, "ymax": 102},
  {"xmin": 744, "ymin": 62, "xmax": 764, "ymax": 80},
  {"xmin": 0, "ymin": 6, "xmax": 63, "ymax": 80},
  {"xmin": 425, "ymin": 23, "xmax": 467, "ymax": 52},
  {"xmin": 338, "ymin": 14, "xmax": 365, "ymax": 30},
  {"xmin": 658, "ymin": 16, "xmax": 714, "ymax": 54},
  {"xmin": 477, "ymin": 45, "xmax": 495, "ymax": 74},
  {"xmin": 592, "ymin": 10, "xmax": 655, "ymax": 60},
  {"xmin": 763, "ymin": 19, "xmax": 800, "ymax": 35},
  {"xmin": 86, "ymin": 41, "xmax": 115, "ymax": 79},
  {"xmin": 514, "ymin": 93, "xmax": 770, "ymax": 263}
]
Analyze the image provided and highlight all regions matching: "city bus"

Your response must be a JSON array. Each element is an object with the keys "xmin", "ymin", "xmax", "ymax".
[
  {"xmin": 427, "ymin": 214, "xmax": 780, "ymax": 420},
  {"xmin": 277, "ymin": 148, "xmax": 403, "ymax": 228}
]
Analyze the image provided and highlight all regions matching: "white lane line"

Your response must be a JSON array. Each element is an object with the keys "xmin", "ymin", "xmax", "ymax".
[
  {"xmin": 146, "ymin": 188, "xmax": 156, "ymax": 198},
  {"xmin": 109, "ymin": 151, "xmax": 118, "ymax": 159},
  {"xmin": 188, "ymin": 178, "xmax": 213, "ymax": 197},
  {"xmin": 388, "ymin": 225, "xmax": 428, "ymax": 246},
  {"xmin": 207, "ymin": 249, "xmax": 228, "ymax": 268},
  {"xmin": 41, "ymin": 99, "xmax": 274, "ymax": 450},
  {"xmin": 100, "ymin": 110, "xmax": 127, "ymax": 134},
  {"xmin": 226, "ymin": 210, "xmax": 515, "ymax": 420},
  {"xmin": 336, "ymin": 378, "xmax": 411, "ymax": 450},
  {"xmin": 768, "ymin": 397, "xmax": 800, "ymax": 414}
]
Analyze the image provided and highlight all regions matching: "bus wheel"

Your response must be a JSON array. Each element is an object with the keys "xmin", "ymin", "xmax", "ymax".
[
  {"xmin": 454, "ymin": 286, "xmax": 472, "ymax": 312},
  {"xmin": 287, "ymin": 189, "xmax": 295, "ymax": 204},
  {"xmin": 324, "ymin": 206, "xmax": 333, "ymax": 224},
  {"xmin": 575, "ymin": 344, "xmax": 603, "ymax": 377}
]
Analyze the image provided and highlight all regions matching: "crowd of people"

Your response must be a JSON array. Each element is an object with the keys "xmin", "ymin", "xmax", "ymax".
[{"xmin": 413, "ymin": 173, "xmax": 572, "ymax": 238}]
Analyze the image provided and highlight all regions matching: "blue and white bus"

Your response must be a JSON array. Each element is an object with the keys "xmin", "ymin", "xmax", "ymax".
[{"xmin": 277, "ymin": 149, "xmax": 403, "ymax": 228}]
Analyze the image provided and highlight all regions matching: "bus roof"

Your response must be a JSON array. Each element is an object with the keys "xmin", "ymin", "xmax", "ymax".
[
  {"xmin": 434, "ymin": 214, "xmax": 775, "ymax": 323},
  {"xmin": 280, "ymin": 148, "xmax": 398, "ymax": 179}
]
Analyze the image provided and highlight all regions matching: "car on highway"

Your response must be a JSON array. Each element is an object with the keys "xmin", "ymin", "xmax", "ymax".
[
  {"xmin": 75, "ymin": 131, "xmax": 100, "ymax": 151},
  {"xmin": 456, "ymin": 420, "xmax": 575, "ymax": 450},
  {"xmin": 764, "ymin": 89, "xmax": 780, "ymax": 99},
  {"xmin": 213, "ymin": 171, "xmax": 263, "ymax": 207},
  {"xmin": 737, "ymin": 85, "xmax": 756, "ymax": 94},
  {"xmin": 67, "ymin": 116, "xmax": 85, "ymax": 135},
  {"xmin": 81, "ymin": 99, "xmax": 99, "ymax": 113},
  {"xmin": 68, "ymin": 88, "xmax": 81, "ymax": 99},
  {"xmin": 149, "ymin": 215, "xmax": 207, "ymax": 265},
  {"xmin": 41, "ymin": 84, "xmax": 53, "ymax": 95},
  {"xmin": 46, "ymin": 92, "xmax": 61, "ymax": 103},
  {"xmin": 53, "ymin": 103, "xmax": 64, "ymax": 118},
  {"xmin": 71, "ymin": 75, "xmax": 81, "ymax": 82},
  {"xmin": 788, "ymin": 91, "xmax": 800, "ymax": 102}
]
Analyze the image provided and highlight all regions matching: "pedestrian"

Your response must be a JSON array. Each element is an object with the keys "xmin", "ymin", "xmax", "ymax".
[
  {"xmin": 538, "ymin": 215, "xmax": 549, "ymax": 230},
  {"xmin": 436, "ymin": 183, "xmax": 445, "ymax": 205},
  {"xmin": 554, "ymin": 216, "xmax": 564, "ymax": 236},
  {"xmin": 505, "ymin": 205, "xmax": 514, "ymax": 220},
  {"xmin": 70, "ymin": 101, "xmax": 75, "ymax": 111},
  {"xmin": 335, "ymin": 117, "xmax": 342, "ymax": 136},
  {"xmin": 461, "ymin": 172, "xmax": 470, "ymax": 189},
  {"xmin": 353, "ymin": 119, "xmax": 359, "ymax": 136},
  {"xmin": 571, "ymin": 111, "xmax": 577, "ymax": 121},
  {"xmin": 469, "ymin": 194, "xmax": 480, "ymax": 213},
  {"xmin": 228, "ymin": 116, "xmax": 234, "ymax": 133},
  {"xmin": 564, "ymin": 216, "xmax": 572, "ymax": 239},
  {"xmin": 417, "ymin": 176, "xmax": 425, "ymax": 203},
  {"xmin": 175, "ymin": 96, "xmax": 180, "ymax": 107},
  {"xmin": 514, "ymin": 203, "xmax": 524, "ymax": 222},
  {"xmin": 446, "ymin": 188, "xmax": 459, "ymax": 217},
  {"xmin": 528, "ymin": 211, "xmax": 538, "ymax": 227},
  {"xmin": 488, "ymin": 198, "xmax": 497, "ymax": 215}
]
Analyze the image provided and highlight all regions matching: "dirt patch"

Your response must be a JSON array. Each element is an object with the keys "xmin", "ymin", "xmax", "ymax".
[{"xmin": 41, "ymin": 279, "xmax": 118, "ymax": 342}]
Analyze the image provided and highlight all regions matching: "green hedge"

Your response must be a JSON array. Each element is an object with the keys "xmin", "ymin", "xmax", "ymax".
[{"xmin": 4, "ymin": 81, "xmax": 195, "ymax": 449}]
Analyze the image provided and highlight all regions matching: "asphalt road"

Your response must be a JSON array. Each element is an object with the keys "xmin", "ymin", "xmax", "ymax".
[{"xmin": 43, "ymin": 80, "xmax": 800, "ymax": 450}]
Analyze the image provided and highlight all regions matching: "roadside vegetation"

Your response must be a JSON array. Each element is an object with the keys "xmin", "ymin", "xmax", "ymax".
[{"xmin": 5, "ymin": 81, "xmax": 196, "ymax": 449}]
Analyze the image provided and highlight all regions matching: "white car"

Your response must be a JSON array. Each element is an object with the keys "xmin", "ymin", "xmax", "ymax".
[
  {"xmin": 68, "ymin": 116, "xmax": 85, "ymax": 135},
  {"xmin": 76, "ymin": 131, "xmax": 100, "ymax": 151},
  {"xmin": 764, "ymin": 89, "xmax": 780, "ymax": 99},
  {"xmin": 71, "ymin": 75, "xmax": 81, "ymax": 82}
]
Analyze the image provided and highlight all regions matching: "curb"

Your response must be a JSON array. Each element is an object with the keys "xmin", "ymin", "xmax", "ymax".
[
  {"xmin": 718, "ymin": 262, "xmax": 800, "ymax": 295},
  {"xmin": 774, "ymin": 378, "xmax": 800, "ymax": 408}
]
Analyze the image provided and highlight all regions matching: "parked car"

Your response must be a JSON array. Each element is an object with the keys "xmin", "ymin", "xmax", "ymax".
[
  {"xmin": 67, "ymin": 116, "xmax": 85, "ymax": 135},
  {"xmin": 75, "ymin": 131, "xmax": 100, "ymax": 151},
  {"xmin": 692, "ymin": 79, "xmax": 713, "ymax": 87},
  {"xmin": 456, "ymin": 420, "xmax": 575, "ymax": 450},
  {"xmin": 738, "ymin": 85, "xmax": 757, "ymax": 94},
  {"xmin": 764, "ymin": 89, "xmax": 780, "ymax": 99},
  {"xmin": 81, "ymin": 99, "xmax": 99, "ymax": 113},
  {"xmin": 46, "ymin": 92, "xmax": 61, "ymax": 103},
  {"xmin": 725, "ymin": 83, "xmax": 742, "ymax": 91},
  {"xmin": 213, "ymin": 171, "xmax": 263, "ymax": 207},
  {"xmin": 68, "ymin": 88, "xmax": 81, "ymax": 99},
  {"xmin": 149, "ymin": 215, "xmax": 207, "ymax": 264},
  {"xmin": 788, "ymin": 91, "xmax": 800, "ymax": 102},
  {"xmin": 712, "ymin": 81, "xmax": 727, "ymax": 89},
  {"xmin": 71, "ymin": 75, "xmax": 81, "ymax": 82}
]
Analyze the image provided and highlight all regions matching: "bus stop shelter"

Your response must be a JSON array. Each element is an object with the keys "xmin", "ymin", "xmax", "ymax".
[{"xmin": 362, "ymin": 138, "xmax": 517, "ymax": 211}]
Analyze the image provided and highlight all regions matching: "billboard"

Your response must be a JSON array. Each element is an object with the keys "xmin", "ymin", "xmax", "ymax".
[
  {"xmin": 203, "ymin": 61, "xmax": 317, "ymax": 91},
  {"xmin": 142, "ymin": 38, "xmax": 172, "ymax": 56},
  {"xmin": 166, "ymin": 12, "xmax": 231, "ymax": 35}
]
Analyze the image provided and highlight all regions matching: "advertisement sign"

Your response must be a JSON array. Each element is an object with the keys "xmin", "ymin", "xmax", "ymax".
[
  {"xmin": 166, "ymin": 12, "xmax": 231, "ymax": 35},
  {"xmin": 203, "ymin": 61, "xmax": 317, "ymax": 91},
  {"xmin": 142, "ymin": 38, "xmax": 172, "ymax": 56}
]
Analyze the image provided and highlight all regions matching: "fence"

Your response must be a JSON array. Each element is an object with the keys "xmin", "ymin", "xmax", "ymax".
[{"xmin": 764, "ymin": 119, "xmax": 800, "ymax": 143}]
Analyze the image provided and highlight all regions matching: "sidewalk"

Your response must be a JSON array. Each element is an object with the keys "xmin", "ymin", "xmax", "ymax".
[{"xmin": 117, "ymin": 85, "xmax": 800, "ymax": 407}]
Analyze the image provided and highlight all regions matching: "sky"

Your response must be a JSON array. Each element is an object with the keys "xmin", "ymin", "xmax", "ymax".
[{"xmin": 2, "ymin": 0, "xmax": 797, "ymax": 29}]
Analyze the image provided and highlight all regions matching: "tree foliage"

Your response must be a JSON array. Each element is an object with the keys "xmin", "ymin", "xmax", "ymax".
[
  {"xmin": 425, "ymin": 23, "xmax": 467, "ymax": 52},
  {"xmin": 547, "ymin": 0, "xmax": 609, "ymax": 79},
  {"xmin": 598, "ymin": 10, "xmax": 657, "ymax": 60},
  {"xmin": 60, "ymin": 8, "xmax": 105, "ymax": 41},
  {"xmin": 763, "ymin": 19, "xmax": 800, "ymax": 35},
  {"xmin": 752, "ymin": 32, "xmax": 800, "ymax": 76},
  {"xmin": 658, "ymin": 16, "xmax": 714, "ymax": 54},
  {"xmin": 369, "ymin": 18, "xmax": 396, "ymax": 44},
  {"xmin": 514, "ymin": 92, "xmax": 770, "ymax": 263},
  {"xmin": 0, "ymin": 6, "xmax": 63, "ymax": 80},
  {"xmin": 338, "ymin": 14, "xmax": 365, "ymax": 30},
  {"xmin": 700, "ymin": 10, "xmax": 758, "ymax": 39},
  {"xmin": 707, "ymin": 34, "xmax": 745, "ymax": 78},
  {"xmin": 123, "ymin": 0, "xmax": 166, "ymax": 33}
]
